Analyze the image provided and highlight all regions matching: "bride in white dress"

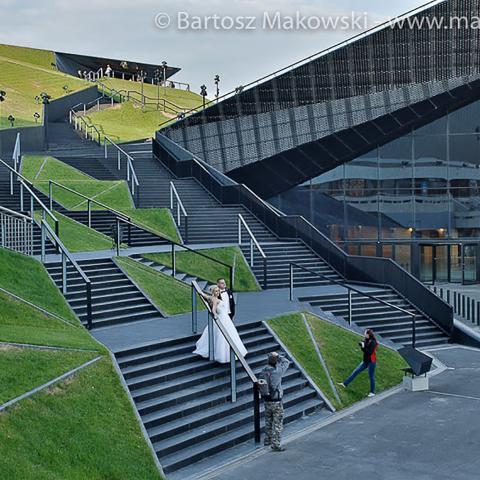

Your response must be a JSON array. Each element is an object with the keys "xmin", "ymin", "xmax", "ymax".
[{"xmin": 194, "ymin": 286, "xmax": 248, "ymax": 364}]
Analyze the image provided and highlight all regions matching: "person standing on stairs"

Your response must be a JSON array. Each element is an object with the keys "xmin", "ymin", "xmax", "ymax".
[
  {"xmin": 338, "ymin": 329, "xmax": 378, "ymax": 397},
  {"xmin": 259, "ymin": 352, "xmax": 290, "ymax": 452},
  {"xmin": 217, "ymin": 278, "xmax": 235, "ymax": 320},
  {"xmin": 193, "ymin": 286, "xmax": 247, "ymax": 364}
]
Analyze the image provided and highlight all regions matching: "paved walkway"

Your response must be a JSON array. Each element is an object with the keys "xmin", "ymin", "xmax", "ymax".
[
  {"xmin": 204, "ymin": 346, "xmax": 480, "ymax": 480},
  {"xmin": 92, "ymin": 284, "xmax": 380, "ymax": 352}
]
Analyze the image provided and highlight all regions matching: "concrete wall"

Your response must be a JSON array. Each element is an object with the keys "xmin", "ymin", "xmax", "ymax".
[
  {"xmin": 0, "ymin": 85, "xmax": 100, "ymax": 155},
  {"xmin": 46, "ymin": 85, "xmax": 99, "ymax": 122},
  {"xmin": 0, "ymin": 125, "xmax": 45, "ymax": 156}
]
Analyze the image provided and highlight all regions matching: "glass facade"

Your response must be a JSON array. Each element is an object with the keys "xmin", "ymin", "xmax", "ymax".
[{"xmin": 270, "ymin": 99, "xmax": 480, "ymax": 283}]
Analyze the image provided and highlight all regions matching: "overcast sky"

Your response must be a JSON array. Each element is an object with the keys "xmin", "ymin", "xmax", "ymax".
[{"xmin": 0, "ymin": 0, "xmax": 434, "ymax": 95}]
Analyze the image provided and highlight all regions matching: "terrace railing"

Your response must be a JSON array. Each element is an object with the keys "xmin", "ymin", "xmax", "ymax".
[
  {"xmin": 40, "ymin": 218, "xmax": 93, "ymax": 329},
  {"xmin": 191, "ymin": 280, "xmax": 261, "ymax": 442},
  {"xmin": 153, "ymin": 137, "xmax": 454, "ymax": 337},
  {"xmin": 169, "ymin": 181, "xmax": 188, "ymax": 242},
  {"xmin": 289, "ymin": 263, "xmax": 420, "ymax": 348},
  {"xmin": 0, "ymin": 206, "xmax": 34, "ymax": 256}
]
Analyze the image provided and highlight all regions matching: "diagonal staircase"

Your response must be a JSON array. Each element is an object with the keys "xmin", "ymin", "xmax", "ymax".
[
  {"xmin": 299, "ymin": 288, "xmax": 449, "ymax": 348},
  {"xmin": 114, "ymin": 321, "xmax": 327, "ymax": 477},
  {"xmin": 45, "ymin": 257, "xmax": 164, "ymax": 328}
]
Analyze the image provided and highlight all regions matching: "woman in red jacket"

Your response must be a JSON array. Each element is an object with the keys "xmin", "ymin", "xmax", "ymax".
[{"xmin": 339, "ymin": 329, "xmax": 378, "ymax": 397}]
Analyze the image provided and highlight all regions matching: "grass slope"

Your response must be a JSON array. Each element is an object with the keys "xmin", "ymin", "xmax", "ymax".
[
  {"xmin": 269, "ymin": 312, "xmax": 407, "ymax": 409},
  {"xmin": 23, "ymin": 155, "xmax": 179, "ymax": 241},
  {"xmin": 42, "ymin": 211, "xmax": 113, "ymax": 253},
  {"xmin": 144, "ymin": 247, "xmax": 259, "ymax": 292},
  {"xmin": 0, "ymin": 248, "xmax": 77, "ymax": 323},
  {"xmin": 0, "ymin": 48, "xmax": 87, "ymax": 129},
  {"xmin": 84, "ymin": 77, "xmax": 204, "ymax": 142},
  {"xmin": 0, "ymin": 346, "xmax": 96, "ymax": 404},
  {"xmin": 0, "ymin": 357, "xmax": 163, "ymax": 480},
  {"xmin": 116, "ymin": 256, "xmax": 198, "ymax": 315}
]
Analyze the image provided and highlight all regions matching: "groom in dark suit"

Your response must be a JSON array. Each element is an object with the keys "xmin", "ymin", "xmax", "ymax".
[{"xmin": 217, "ymin": 278, "xmax": 235, "ymax": 320}]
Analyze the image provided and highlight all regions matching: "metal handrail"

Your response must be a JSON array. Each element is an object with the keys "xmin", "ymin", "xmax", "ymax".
[
  {"xmin": 70, "ymin": 109, "xmax": 102, "ymax": 144},
  {"xmin": 0, "ymin": 157, "xmax": 59, "ymax": 237},
  {"xmin": 104, "ymin": 136, "xmax": 140, "ymax": 196},
  {"xmin": 40, "ymin": 218, "xmax": 93, "ymax": 329},
  {"xmin": 191, "ymin": 280, "xmax": 260, "ymax": 442},
  {"xmin": 157, "ymin": 0, "xmax": 444, "ymax": 130},
  {"xmin": 0, "ymin": 205, "xmax": 32, "ymax": 221},
  {"xmin": 289, "ymin": 262, "xmax": 418, "ymax": 347},
  {"xmin": 238, "ymin": 214, "xmax": 267, "ymax": 288},
  {"xmin": 47, "ymin": 180, "xmax": 234, "ymax": 286},
  {"xmin": 169, "ymin": 181, "xmax": 188, "ymax": 241}
]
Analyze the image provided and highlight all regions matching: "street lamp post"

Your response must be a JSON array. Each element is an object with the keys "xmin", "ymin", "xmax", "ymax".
[
  {"xmin": 200, "ymin": 85, "xmax": 208, "ymax": 109},
  {"xmin": 214, "ymin": 75, "xmax": 220, "ymax": 102},
  {"xmin": 154, "ymin": 68, "xmax": 161, "ymax": 110},
  {"xmin": 40, "ymin": 92, "xmax": 51, "ymax": 149},
  {"xmin": 139, "ymin": 70, "xmax": 147, "ymax": 111},
  {"xmin": 161, "ymin": 61, "xmax": 167, "ymax": 97},
  {"xmin": 0, "ymin": 90, "xmax": 6, "ymax": 129}
]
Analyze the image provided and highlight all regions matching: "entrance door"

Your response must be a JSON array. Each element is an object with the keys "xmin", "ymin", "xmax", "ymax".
[
  {"xmin": 419, "ymin": 244, "xmax": 449, "ymax": 284},
  {"xmin": 462, "ymin": 244, "xmax": 478, "ymax": 285}
]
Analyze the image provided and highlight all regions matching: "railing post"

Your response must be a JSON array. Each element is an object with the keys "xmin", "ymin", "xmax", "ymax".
[
  {"xmin": 40, "ymin": 221, "xmax": 46, "ymax": 263},
  {"xmin": 253, "ymin": 383, "xmax": 261, "ymax": 444},
  {"xmin": 9, "ymin": 170, "xmax": 13, "ymax": 195},
  {"xmin": 192, "ymin": 285, "xmax": 198, "ymax": 334},
  {"xmin": 263, "ymin": 257, "xmax": 267, "ymax": 289},
  {"xmin": 238, "ymin": 216, "xmax": 242, "ymax": 244},
  {"xmin": 462, "ymin": 295, "xmax": 466, "ymax": 318},
  {"xmin": 477, "ymin": 302, "xmax": 480, "ymax": 326},
  {"xmin": 467, "ymin": 296, "xmax": 471, "ymax": 321},
  {"xmin": 454, "ymin": 291, "xmax": 458, "ymax": 313},
  {"xmin": 117, "ymin": 150, "xmax": 121, "ymax": 170},
  {"xmin": 250, "ymin": 238, "xmax": 254, "ymax": 267},
  {"xmin": 87, "ymin": 200, "xmax": 91, "ymax": 227},
  {"xmin": 208, "ymin": 313, "xmax": 214, "ymax": 361},
  {"xmin": 230, "ymin": 347, "xmax": 237, "ymax": 403},
  {"xmin": 177, "ymin": 202, "xmax": 180, "ymax": 226},
  {"xmin": 116, "ymin": 218, "xmax": 121, "ymax": 257},
  {"xmin": 170, "ymin": 183, "xmax": 173, "ymax": 209},
  {"xmin": 86, "ymin": 282, "xmax": 93, "ymax": 330},
  {"xmin": 127, "ymin": 218, "xmax": 132, "ymax": 245},
  {"xmin": 348, "ymin": 289, "xmax": 352, "ymax": 325},
  {"xmin": 49, "ymin": 181, "xmax": 53, "ymax": 211},
  {"xmin": 62, "ymin": 253, "xmax": 67, "ymax": 294},
  {"xmin": 171, "ymin": 243, "xmax": 176, "ymax": 276},
  {"xmin": 412, "ymin": 314, "xmax": 416, "ymax": 348},
  {"xmin": 446, "ymin": 289, "xmax": 450, "ymax": 305},
  {"xmin": 185, "ymin": 216, "xmax": 189, "ymax": 244},
  {"xmin": 289, "ymin": 264, "xmax": 294, "ymax": 301},
  {"xmin": 20, "ymin": 183, "xmax": 24, "ymax": 212},
  {"xmin": 229, "ymin": 266, "xmax": 234, "ymax": 291},
  {"xmin": 104, "ymin": 139, "xmax": 108, "ymax": 159}
]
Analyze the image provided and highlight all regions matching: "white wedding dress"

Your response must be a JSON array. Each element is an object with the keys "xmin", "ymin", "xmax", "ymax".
[{"xmin": 194, "ymin": 298, "xmax": 248, "ymax": 364}]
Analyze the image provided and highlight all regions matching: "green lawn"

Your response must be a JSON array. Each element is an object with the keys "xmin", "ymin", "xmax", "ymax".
[
  {"xmin": 0, "ymin": 248, "xmax": 78, "ymax": 323},
  {"xmin": 82, "ymin": 77, "xmax": 204, "ymax": 143},
  {"xmin": 116, "ymin": 256, "xmax": 197, "ymax": 316},
  {"xmin": 0, "ymin": 346, "xmax": 96, "ymax": 404},
  {"xmin": 269, "ymin": 312, "xmax": 407, "ymax": 409},
  {"xmin": 124, "ymin": 208, "xmax": 180, "ymax": 242},
  {"xmin": 144, "ymin": 247, "xmax": 259, "ymax": 292},
  {"xmin": 40, "ymin": 211, "xmax": 113, "ymax": 253},
  {"xmin": 23, "ymin": 155, "xmax": 178, "ymax": 241},
  {"xmin": 0, "ymin": 48, "xmax": 88, "ymax": 129},
  {"xmin": 0, "ymin": 357, "xmax": 163, "ymax": 480}
]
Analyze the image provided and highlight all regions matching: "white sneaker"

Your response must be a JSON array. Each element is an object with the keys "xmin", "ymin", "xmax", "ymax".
[
  {"xmin": 367, "ymin": 392, "xmax": 375, "ymax": 398},
  {"xmin": 337, "ymin": 382, "xmax": 346, "ymax": 388}
]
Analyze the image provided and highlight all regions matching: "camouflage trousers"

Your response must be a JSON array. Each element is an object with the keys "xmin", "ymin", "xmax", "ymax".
[{"xmin": 264, "ymin": 401, "xmax": 284, "ymax": 448}]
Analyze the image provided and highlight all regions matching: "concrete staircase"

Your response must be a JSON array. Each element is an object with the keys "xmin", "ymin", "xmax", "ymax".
[
  {"xmin": 129, "ymin": 253, "xmax": 215, "ymax": 291},
  {"xmin": 114, "ymin": 321, "xmax": 327, "ymax": 476},
  {"xmin": 299, "ymin": 288, "xmax": 449, "ymax": 348},
  {"xmin": 45, "ymin": 257, "xmax": 164, "ymax": 329}
]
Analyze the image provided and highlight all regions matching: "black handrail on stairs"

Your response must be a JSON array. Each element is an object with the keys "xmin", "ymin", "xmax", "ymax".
[
  {"xmin": 289, "ymin": 262, "xmax": 418, "ymax": 348},
  {"xmin": 152, "ymin": 135, "xmax": 454, "ymax": 338},
  {"xmin": 47, "ymin": 180, "xmax": 234, "ymax": 290},
  {"xmin": 191, "ymin": 280, "xmax": 261, "ymax": 443}
]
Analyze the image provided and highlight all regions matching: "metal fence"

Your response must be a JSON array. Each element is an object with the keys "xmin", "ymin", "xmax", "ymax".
[
  {"xmin": 432, "ymin": 285, "xmax": 480, "ymax": 327},
  {"xmin": 0, "ymin": 207, "xmax": 34, "ymax": 256}
]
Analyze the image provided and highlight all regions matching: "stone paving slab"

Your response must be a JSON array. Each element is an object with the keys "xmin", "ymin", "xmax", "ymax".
[{"xmin": 206, "ymin": 346, "xmax": 480, "ymax": 480}]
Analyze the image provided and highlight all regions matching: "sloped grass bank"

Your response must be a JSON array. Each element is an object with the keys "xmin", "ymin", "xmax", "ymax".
[
  {"xmin": 144, "ymin": 246, "xmax": 260, "ymax": 292},
  {"xmin": 0, "ymin": 357, "xmax": 163, "ymax": 480},
  {"xmin": 116, "ymin": 256, "xmax": 197, "ymax": 315},
  {"xmin": 268, "ymin": 312, "xmax": 407, "ymax": 409},
  {"xmin": 0, "ymin": 246, "xmax": 162, "ymax": 479},
  {"xmin": 22, "ymin": 155, "xmax": 179, "ymax": 242}
]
